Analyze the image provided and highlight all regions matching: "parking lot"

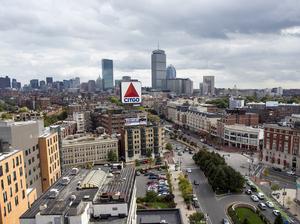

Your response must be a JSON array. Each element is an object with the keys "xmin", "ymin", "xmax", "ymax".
[{"xmin": 136, "ymin": 168, "xmax": 171, "ymax": 198}]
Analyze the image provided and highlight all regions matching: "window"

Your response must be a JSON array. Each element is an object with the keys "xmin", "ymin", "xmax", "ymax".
[
  {"xmin": 16, "ymin": 156, "xmax": 19, "ymax": 166},
  {"xmin": 13, "ymin": 171, "xmax": 16, "ymax": 181},
  {"xmin": 0, "ymin": 165, "xmax": 3, "ymax": 177},
  {"xmin": 19, "ymin": 167, "xmax": 23, "ymax": 176},
  {"xmin": 112, "ymin": 207, "xmax": 118, "ymax": 210},
  {"xmin": 3, "ymin": 206, "xmax": 6, "ymax": 217},
  {"xmin": 1, "ymin": 180, "xmax": 4, "ymax": 190},
  {"xmin": 7, "ymin": 202, "xmax": 11, "ymax": 213},
  {"xmin": 22, "ymin": 190, "xmax": 25, "ymax": 199},
  {"xmin": 13, "ymin": 159, "xmax": 15, "ymax": 168},
  {"xmin": 3, "ymin": 191, "xmax": 7, "ymax": 202},
  {"xmin": 15, "ymin": 182, "xmax": 18, "ymax": 193},
  {"xmin": 15, "ymin": 196, "xmax": 19, "ymax": 206},
  {"xmin": 7, "ymin": 175, "xmax": 11, "ymax": 185},
  {"xmin": 5, "ymin": 162, "xmax": 9, "ymax": 173}
]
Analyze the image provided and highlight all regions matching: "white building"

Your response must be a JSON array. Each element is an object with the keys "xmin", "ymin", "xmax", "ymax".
[
  {"xmin": 61, "ymin": 134, "xmax": 118, "ymax": 169},
  {"xmin": 223, "ymin": 124, "xmax": 264, "ymax": 150},
  {"xmin": 229, "ymin": 97, "xmax": 245, "ymax": 109},
  {"xmin": 73, "ymin": 112, "xmax": 90, "ymax": 133}
]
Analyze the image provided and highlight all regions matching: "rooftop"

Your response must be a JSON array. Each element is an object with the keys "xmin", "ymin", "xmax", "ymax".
[
  {"xmin": 62, "ymin": 134, "xmax": 118, "ymax": 146},
  {"xmin": 0, "ymin": 149, "xmax": 20, "ymax": 162},
  {"xmin": 21, "ymin": 165, "xmax": 135, "ymax": 219},
  {"xmin": 137, "ymin": 209, "xmax": 183, "ymax": 224}
]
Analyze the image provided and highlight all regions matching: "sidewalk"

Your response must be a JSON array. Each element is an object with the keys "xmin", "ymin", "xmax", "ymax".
[
  {"xmin": 272, "ymin": 188, "xmax": 300, "ymax": 220},
  {"xmin": 169, "ymin": 164, "xmax": 195, "ymax": 224}
]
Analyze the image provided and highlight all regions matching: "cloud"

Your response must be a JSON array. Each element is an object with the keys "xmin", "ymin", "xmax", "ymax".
[{"xmin": 0, "ymin": 0, "xmax": 300, "ymax": 88}]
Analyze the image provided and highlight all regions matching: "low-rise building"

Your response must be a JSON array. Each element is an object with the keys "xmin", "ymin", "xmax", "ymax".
[
  {"xmin": 121, "ymin": 124, "xmax": 164, "ymax": 163},
  {"xmin": 223, "ymin": 124, "xmax": 264, "ymax": 150},
  {"xmin": 61, "ymin": 134, "xmax": 119, "ymax": 169},
  {"xmin": 20, "ymin": 166, "xmax": 137, "ymax": 224}
]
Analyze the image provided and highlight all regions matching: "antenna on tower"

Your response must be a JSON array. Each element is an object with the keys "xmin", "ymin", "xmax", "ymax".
[{"xmin": 157, "ymin": 40, "xmax": 160, "ymax": 50}]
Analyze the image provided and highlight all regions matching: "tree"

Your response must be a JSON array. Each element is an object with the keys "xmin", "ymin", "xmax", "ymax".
[
  {"xmin": 146, "ymin": 148, "xmax": 153, "ymax": 157},
  {"xmin": 188, "ymin": 212, "xmax": 205, "ymax": 224},
  {"xmin": 166, "ymin": 143, "xmax": 173, "ymax": 151},
  {"xmin": 271, "ymin": 184, "xmax": 281, "ymax": 191},
  {"xmin": 1, "ymin": 113, "xmax": 12, "ymax": 120},
  {"xmin": 135, "ymin": 159, "xmax": 141, "ymax": 167},
  {"xmin": 107, "ymin": 150, "xmax": 118, "ymax": 162},
  {"xmin": 145, "ymin": 191, "xmax": 158, "ymax": 203},
  {"xmin": 242, "ymin": 218, "xmax": 250, "ymax": 224},
  {"xmin": 274, "ymin": 214, "xmax": 284, "ymax": 224},
  {"xmin": 19, "ymin": 106, "xmax": 29, "ymax": 113}
]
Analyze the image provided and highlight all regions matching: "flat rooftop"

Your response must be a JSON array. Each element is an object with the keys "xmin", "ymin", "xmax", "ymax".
[
  {"xmin": 21, "ymin": 165, "xmax": 135, "ymax": 219},
  {"xmin": 0, "ymin": 149, "xmax": 20, "ymax": 162},
  {"xmin": 137, "ymin": 209, "xmax": 183, "ymax": 224},
  {"xmin": 62, "ymin": 134, "xmax": 118, "ymax": 146}
]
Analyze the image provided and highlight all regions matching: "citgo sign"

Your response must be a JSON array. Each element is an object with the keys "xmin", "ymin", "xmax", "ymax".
[{"xmin": 121, "ymin": 81, "xmax": 142, "ymax": 104}]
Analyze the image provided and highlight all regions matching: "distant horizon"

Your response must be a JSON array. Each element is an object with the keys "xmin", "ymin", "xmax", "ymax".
[{"xmin": 1, "ymin": 1, "xmax": 300, "ymax": 88}]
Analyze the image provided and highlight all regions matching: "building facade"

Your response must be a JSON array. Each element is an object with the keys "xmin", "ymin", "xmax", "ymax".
[
  {"xmin": 0, "ymin": 149, "xmax": 29, "ymax": 224},
  {"xmin": 151, "ymin": 49, "xmax": 166, "ymax": 90},
  {"xmin": 61, "ymin": 134, "xmax": 119, "ymax": 169},
  {"xmin": 0, "ymin": 120, "xmax": 44, "ymax": 196},
  {"xmin": 202, "ymin": 76, "xmax": 215, "ymax": 96},
  {"xmin": 122, "ymin": 125, "xmax": 165, "ymax": 163},
  {"xmin": 38, "ymin": 131, "xmax": 61, "ymax": 192},
  {"xmin": 102, "ymin": 59, "xmax": 114, "ymax": 90},
  {"xmin": 223, "ymin": 125, "xmax": 264, "ymax": 150},
  {"xmin": 263, "ymin": 124, "xmax": 300, "ymax": 173}
]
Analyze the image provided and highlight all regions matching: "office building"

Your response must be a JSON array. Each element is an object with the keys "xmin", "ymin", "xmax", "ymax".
[
  {"xmin": 96, "ymin": 76, "xmax": 103, "ymax": 91},
  {"xmin": 102, "ymin": 59, "xmax": 114, "ymax": 90},
  {"xmin": 0, "ymin": 120, "xmax": 44, "ymax": 196},
  {"xmin": 30, "ymin": 79, "xmax": 39, "ymax": 89},
  {"xmin": 166, "ymin": 78, "xmax": 193, "ymax": 96},
  {"xmin": 12, "ymin": 78, "xmax": 21, "ymax": 89},
  {"xmin": 229, "ymin": 97, "xmax": 245, "ymax": 109},
  {"xmin": 38, "ymin": 130, "xmax": 61, "ymax": 192},
  {"xmin": 121, "ymin": 124, "xmax": 165, "ymax": 163},
  {"xmin": 73, "ymin": 112, "xmax": 91, "ymax": 133},
  {"xmin": 166, "ymin": 64, "xmax": 176, "ymax": 79},
  {"xmin": 151, "ymin": 49, "xmax": 166, "ymax": 90},
  {"xmin": 61, "ymin": 134, "xmax": 118, "ymax": 169},
  {"xmin": 20, "ymin": 166, "xmax": 137, "ymax": 224},
  {"xmin": 0, "ymin": 148, "xmax": 30, "ymax": 224},
  {"xmin": 87, "ymin": 80, "xmax": 96, "ymax": 93},
  {"xmin": 223, "ymin": 124, "xmax": 264, "ymax": 151},
  {"xmin": 0, "ymin": 76, "xmax": 11, "ymax": 89},
  {"xmin": 46, "ymin": 77, "xmax": 53, "ymax": 86},
  {"xmin": 202, "ymin": 76, "xmax": 215, "ymax": 96},
  {"xmin": 122, "ymin": 76, "xmax": 132, "ymax": 81}
]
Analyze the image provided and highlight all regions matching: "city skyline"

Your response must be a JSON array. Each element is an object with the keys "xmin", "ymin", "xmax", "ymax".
[{"xmin": 0, "ymin": 1, "xmax": 300, "ymax": 88}]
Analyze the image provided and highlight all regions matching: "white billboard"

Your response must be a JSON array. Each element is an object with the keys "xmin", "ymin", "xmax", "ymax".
[
  {"xmin": 266, "ymin": 101, "xmax": 279, "ymax": 107},
  {"xmin": 121, "ymin": 81, "xmax": 142, "ymax": 104},
  {"xmin": 125, "ymin": 116, "xmax": 147, "ymax": 126}
]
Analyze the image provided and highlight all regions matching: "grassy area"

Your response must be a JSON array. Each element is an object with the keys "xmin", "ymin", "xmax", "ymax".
[
  {"xmin": 235, "ymin": 208, "xmax": 264, "ymax": 224},
  {"xmin": 147, "ymin": 202, "xmax": 171, "ymax": 209}
]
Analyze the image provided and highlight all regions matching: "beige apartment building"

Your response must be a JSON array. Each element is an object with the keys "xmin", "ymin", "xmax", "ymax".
[
  {"xmin": 61, "ymin": 134, "xmax": 119, "ymax": 169},
  {"xmin": 38, "ymin": 130, "xmax": 61, "ymax": 192},
  {"xmin": 122, "ymin": 125, "xmax": 165, "ymax": 163},
  {"xmin": 0, "ymin": 149, "xmax": 29, "ymax": 224}
]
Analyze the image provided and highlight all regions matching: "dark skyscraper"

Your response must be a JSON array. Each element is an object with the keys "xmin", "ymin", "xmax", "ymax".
[
  {"xmin": 102, "ymin": 59, "xmax": 114, "ymax": 90},
  {"xmin": 30, "ymin": 79, "xmax": 39, "ymax": 89},
  {"xmin": 151, "ymin": 49, "xmax": 166, "ymax": 90},
  {"xmin": 46, "ymin": 77, "xmax": 53, "ymax": 85},
  {"xmin": 0, "ymin": 76, "xmax": 11, "ymax": 89}
]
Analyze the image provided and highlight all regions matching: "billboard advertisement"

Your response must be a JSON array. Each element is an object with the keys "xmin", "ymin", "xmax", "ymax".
[
  {"xmin": 266, "ymin": 101, "xmax": 279, "ymax": 107},
  {"xmin": 125, "ymin": 115, "xmax": 147, "ymax": 126},
  {"xmin": 121, "ymin": 81, "xmax": 142, "ymax": 104}
]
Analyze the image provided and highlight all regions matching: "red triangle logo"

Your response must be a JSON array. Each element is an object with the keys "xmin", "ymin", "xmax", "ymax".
[{"xmin": 124, "ymin": 83, "xmax": 139, "ymax": 97}]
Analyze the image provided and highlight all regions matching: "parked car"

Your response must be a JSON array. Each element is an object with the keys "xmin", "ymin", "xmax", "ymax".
[
  {"xmin": 287, "ymin": 170, "xmax": 296, "ymax": 176},
  {"xmin": 257, "ymin": 192, "xmax": 265, "ymax": 200},
  {"xmin": 272, "ymin": 167, "xmax": 282, "ymax": 172},
  {"xmin": 136, "ymin": 171, "xmax": 141, "ymax": 176},
  {"xmin": 251, "ymin": 195, "xmax": 259, "ymax": 202},
  {"xmin": 194, "ymin": 180, "xmax": 199, "ymax": 185},
  {"xmin": 222, "ymin": 218, "xmax": 230, "ymax": 224},
  {"xmin": 186, "ymin": 168, "xmax": 192, "ymax": 173},
  {"xmin": 273, "ymin": 210, "xmax": 281, "ymax": 216},
  {"xmin": 266, "ymin": 201, "xmax": 274, "ymax": 208},
  {"xmin": 193, "ymin": 200, "xmax": 200, "ymax": 208},
  {"xmin": 250, "ymin": 185, "xmax": 257, "ymax": 192},
  {"xmin": 192, "ymin": 194, "xmax": 198, "ymax": 201},
  {"xmin": 178, "ymin": 152, "xmax": 183, "ymax": 156},
  {"xmin": 245, "ymin": 189, "xmax": 252, "ymax": 195},
  {"xmin": 258, "ymin": 202, "xmax": 267, "ymax": 210}
]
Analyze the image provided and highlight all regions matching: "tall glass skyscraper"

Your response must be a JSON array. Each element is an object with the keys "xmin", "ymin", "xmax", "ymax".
[
  {"xmin": 151, "ymin": 49, "xmax": 166, "ymax": 90},
  {"xmin": 166, "ymin": 64, "xmax": 176, "ymax": 79},
  {"xmin": 102, "ymin": 59, "xmax": 114, "ymax": 90}
]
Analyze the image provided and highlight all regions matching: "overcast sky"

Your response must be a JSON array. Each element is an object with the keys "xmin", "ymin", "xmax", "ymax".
[{"xmin": 1, "ymin": 0, "xmax": 300, "ymax": 88}]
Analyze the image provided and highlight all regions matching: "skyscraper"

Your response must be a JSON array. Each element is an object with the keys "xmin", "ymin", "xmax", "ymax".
[
  {"xmin": 0, "ymin": 76, "xmax": 11, "ymax": 89},
  {"xmin": 203, "ymin": 76, "xmax": 215, "ymax": 96},
  {"xmin": 46, "ymin": 77, "xmax": 53, "ymax": 86},
  {"xmin": 166, "ymin": 64, "xmax": 176, "ymax": 79},
  {"xmin": 102, "ymin": 59, "xmax": 114, "ymax": 90},
  {"xmin": 151, "ymin": 49, "xmax": 166, "ymax": 90}
]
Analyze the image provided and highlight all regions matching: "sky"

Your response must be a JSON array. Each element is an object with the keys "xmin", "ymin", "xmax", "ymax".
[{"xmin": 1, "ymin": 0, "xmax": 300, "ymax": 89}]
